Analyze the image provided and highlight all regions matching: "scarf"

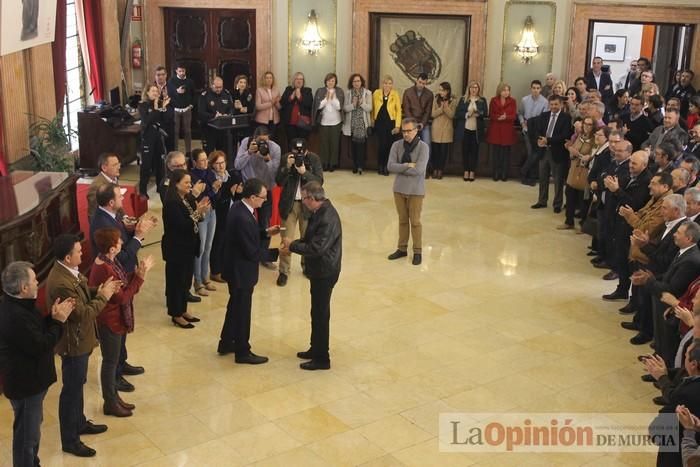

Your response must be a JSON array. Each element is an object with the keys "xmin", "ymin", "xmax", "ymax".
[
  {"xmin": 350, "ymin": 88, "xmax": 367, "ymax": 142},
  {"xmin": 401, "ymin": 136, "xmax": 420, "ymax": 164},
  {"xmin": 182, "ymin": 195, "xmax": 200, "ymax": 234},
  {"xmin": 98, "ymin": 254, "xmax": 134, "ymax": 333}
]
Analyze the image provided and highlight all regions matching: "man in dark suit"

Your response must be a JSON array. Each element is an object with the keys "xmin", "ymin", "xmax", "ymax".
[
  {"xmin": 633, "ymin": 221, "xmax": 700, "ymax": 366},
  {"xmin": 89, "ymin": 183, "xmax": 156, "ymax": 389},
  {"xmin": 686, "ymin": 124, "xmax": 700, "ymax": 160},
  {"xmin": 531, "ymin": 95, "xmax": 573, "ymax": 212},
  {"xmin": 218, "ymin": 178, "xmax": 280, "ymax": 364},
  {"xmin": 585, "ymin": 57, "xmax": 614, "ymax": 102}
]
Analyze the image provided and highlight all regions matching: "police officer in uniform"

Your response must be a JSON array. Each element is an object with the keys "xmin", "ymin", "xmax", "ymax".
[{"xmin": 198, "ymin": 76, "xmax": 234, "ymax": 156}]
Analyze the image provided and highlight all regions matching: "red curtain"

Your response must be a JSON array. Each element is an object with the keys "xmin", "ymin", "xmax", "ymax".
[
  {"xmin": 81, "ymin": 0, "xmax": 105, "ymax": 102},
  {"xmin": 51, "ymin": 0, "xmax": 67, "ymax": 113},
  {"xmin": 0, "ymin": 103, "xmax": 7, "ymax": 176}
]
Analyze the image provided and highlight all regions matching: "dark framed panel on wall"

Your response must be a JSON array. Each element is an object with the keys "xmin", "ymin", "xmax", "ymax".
[{"xmin": 368, "ymin": 13, "xmax": 470, "ymax": 93}]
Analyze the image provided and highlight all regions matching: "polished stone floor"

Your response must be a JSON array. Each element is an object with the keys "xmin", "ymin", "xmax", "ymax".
[{"xmin": 0, "ymin": 167, "xmax": 659, "ymax": 466}]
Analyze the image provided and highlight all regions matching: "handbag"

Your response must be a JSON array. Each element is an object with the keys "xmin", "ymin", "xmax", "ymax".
[
  {"xmin": 295, "ymin": 115, "xmax": 312, "ymax": 132},
  {"xmin": 566, "ymin": 159, "xmax": 589, "ymax": 190}
]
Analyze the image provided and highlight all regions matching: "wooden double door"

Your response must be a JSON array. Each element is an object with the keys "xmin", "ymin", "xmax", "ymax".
[{"xmin": 164, "ymin": 8, "xmax": 256, "ymax": 97}]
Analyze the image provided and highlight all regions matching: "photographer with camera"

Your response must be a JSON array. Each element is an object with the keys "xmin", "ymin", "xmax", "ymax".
[
  {"xmin": 275, "ymin": 138, "xmax": 323, "ymax": 286},
  {"xmin": 235, "ymin": 126, "xmax": 281, "ymax": 268}
]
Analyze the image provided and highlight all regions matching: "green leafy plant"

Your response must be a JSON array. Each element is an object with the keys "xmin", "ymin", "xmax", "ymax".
[{"xmin": 27, "ymin": 113, "xmax": 76, "ymax": 172}]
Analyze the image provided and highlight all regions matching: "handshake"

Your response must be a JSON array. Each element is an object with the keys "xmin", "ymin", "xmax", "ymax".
[{"xmin": 279, "ymin": 237, "xmax": 293, "ymax": 256}]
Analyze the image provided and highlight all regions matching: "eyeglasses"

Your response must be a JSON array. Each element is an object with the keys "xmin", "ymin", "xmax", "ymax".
[
  {"xmin": 401, "ymin": 128, "xmax": 417, "ymax": 133},
  {"xmin": 252, "ymin": 193, "xmax": 267, "ymax": 200}
]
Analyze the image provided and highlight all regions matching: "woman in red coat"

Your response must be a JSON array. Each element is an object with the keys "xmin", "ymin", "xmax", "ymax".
[
  {"xmin": 486, "ymin": 83, "xmax": 517, "ymax": 181},
  {"xmin": 88, "ymin": 228, "xmax": 154, "ymax": 418}
]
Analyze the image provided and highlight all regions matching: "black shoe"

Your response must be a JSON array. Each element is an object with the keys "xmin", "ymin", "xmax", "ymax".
[
  {"xmin": 387, "ymin": 250, "xmax": 408, "ymax": 260},
  {"xmin": 653, "ymin": 396, "xmax": 668, "ymax": 406},
  {"xmin": 183, "ymin": 315, "xmax": 200, "ymax": 323},
  {"xmin": 79, "ymin": 420, "xmax": 108, "ymax": 435},
  {"xmin": 300, "ymin": 360, "xmax": 331, "ymax": 370},
  {"xmin": 594, "ymin": 262, "xmax": 613, "ymax": 270},
  {"xmin": 630, "ymin": 333, "xmax": 653, "ymax": 345},
  {"xmin": 553, "ymin": 207, "xmax": 562, "ymax": 213},
  {"xmin": 530, "ymin": 203, "xmax": 546, "ymax": 209},
  {"xmin": 276, "ymin": 273, "xmax": 288, "ymax": 287},
  {"xmin": 412, "ymin": 254, "xmax": 422, "ymax": 265},
  {"xmin": 590, "ymin": 256, "xmax": 606, "ymax": 264},
  {"xmin": 217, "ymin": 341, "xmax": 235, "ymax": 355},
  {"xmin": 186, "ymin": 292, "xmax": 202, "ymax": 303},
  {"xmin": 116, "ymin": 376, "xmax": 135, "ymax": 392},
  {"xmin": 235, "ymin": 352, "xmax": 269, "ymax": 365},
  {"xmin": 641, "ymin": 374, "xmax": 656, "ymax": 383},
  {"xmin": 296, "ymin": 349, "xmax": 312, "ymax": 359},
  {"xmin": 618, "ymin": 303, "xmax": 636, "ymax": 315},
  {"xmin": 171, "ymin": 317, "xmax": 195, "ymax": 329},
  {"xmin": 602, "ymin": 290, "xmax": 628, "ymax": 301},
  {"xmin": 620, "ymin": 321, "xmax": 638, "ymax": 331},
  {"xmin": 329, "ymin": 166, "xmax": 335, "ymax": 172},
  {"xmin": 602, "ymin": 271, "xmax": 619, "ymax": 280},
  {"xmin": 63, "ymin": 442, "xmax": 96, "ymax": 457},
  {"xmin": 586, "ymin": 251, "xmax": 599, "ymax": 257},
  {"xmin": 121, "ymin": 363, "xmax": 144, "ymax": 376}
]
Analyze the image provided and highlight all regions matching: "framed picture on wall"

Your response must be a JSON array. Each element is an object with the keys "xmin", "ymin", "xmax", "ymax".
[
  {"xmin": 0, "ymin": 0, "xmax": 58, "ymax": 56},
  {"xmin": 368, "ymin": 13, "xmax": 470, "ymax": 93},
  {"xmin": 594, "ymin": 35, "xmax": 626, "ymax": 62}
]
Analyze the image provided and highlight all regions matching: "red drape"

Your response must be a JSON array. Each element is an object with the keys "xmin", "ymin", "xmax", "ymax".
[
  {"xmin": 0, "ymin": 104, "xmax": 7, "ymax": 176},
  {"xmin": 82, "ymin": 0, "xmax": 105, "ymax": 102},
  {"xmin": 51, "ymin": 0, "xmax": 67, "ymax": 113}
]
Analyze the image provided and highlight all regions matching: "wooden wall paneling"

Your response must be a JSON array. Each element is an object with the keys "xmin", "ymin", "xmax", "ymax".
[
  {"xmin": 352, "ymin": 0, "xmax": 487, "ymax": 90},
  {"xmin": 143, "ymin": 0, "xmax": 271, "ymax": 86},
  {"xmin": 567, "ymin": 2, "xmax": 700, "ymax": 88},
  {"xmin": 0, "ymin": 52, "xmax": 31, "ymax": 164},
  {"xmin": 28, "ymin": 44, "xmax": 57, "ymax": 121}
]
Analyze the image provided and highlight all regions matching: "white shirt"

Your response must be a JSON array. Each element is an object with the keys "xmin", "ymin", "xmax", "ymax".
[
  {"xmin": 661, "ymin": 217, "xmax": 686, "ymax": 240},
  {"xmin": 100, "ymin": 172, "xmax": 118, "ymax": 184},
  {"xmin": 242, "ymin": 199, "xmax": 255, "ymax": 218},
  {"xmin": 678, "ymin": 244, "xmax": 695, "ymax": 258},
  {"xmin": 319, "ymin": 92, "xmax": 342, "ymax": 126},
  {"xmin": 689, "ymin": 213, "xmax": 700, "ymax": 222},
  {"xmin": 58, "ymin": 261, "xmax": 80, "ymax": 279}
]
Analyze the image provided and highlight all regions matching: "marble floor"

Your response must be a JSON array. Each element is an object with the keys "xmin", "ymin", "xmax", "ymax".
[{"xmin": 0, "ymin": 167, "xmax": 660, "ymax": 466}]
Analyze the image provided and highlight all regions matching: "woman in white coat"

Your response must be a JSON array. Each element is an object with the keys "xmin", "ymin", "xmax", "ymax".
[{"xmin": 342, "ymin": 73, "xmax": 373, "ymax": 174}]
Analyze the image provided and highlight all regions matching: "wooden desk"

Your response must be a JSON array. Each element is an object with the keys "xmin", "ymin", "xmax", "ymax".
[{"xmin": 78, "ymin": 111, "xmax": 140, "ymax": 173}]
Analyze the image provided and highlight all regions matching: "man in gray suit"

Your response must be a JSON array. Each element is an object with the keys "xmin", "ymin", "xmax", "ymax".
[{"xmin": 641, "ymin": 108, "xmax": 689, "ymax": 153}]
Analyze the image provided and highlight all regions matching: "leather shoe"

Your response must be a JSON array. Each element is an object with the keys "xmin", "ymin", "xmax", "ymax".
[
  {"xmin": 117, "ymin": 395, "xmax": 135, "ymax": 410},
  {"xmin": 602, "ymin": 290, "xmax": 628, "ymax": 301},
  {"xmin": 217, "ymin": 341, "xmax": 235, "ymax": 355},
  {"xmin": 296, "ymin": 349, "xmax": 312, "ymax": 359},
  {"xmin": 556, "ymin": 224, "xmax": 574, "ymax": 230},
  {"xmin": 620, "ymin": 321, "xmax": 638, "ymax": 331},
  {"xmin": 630, "ymin": 333, "xmax": 653, "ymax": 345},
  {"xmin": 530, "ymin": 203, "xmax": 546, "ymax": 209},
  {"xmin": 186, "ymin": 292, "xmax": 202, "ymax": 303},
  {"xmin": 121, "ymin": 362, "xmax": 144, "ymax": 376},
  {"xmin": 602, "ymin": 271, "xmax": 619, "ymax": 280},
  {"xmin": 210, "ymin": 273, "xmax": 226, "ymax": 283},
  {"xmin": 79, "ymin": 420, "xmax": 108, "ymax": 435},
  {"xmin": 412, "ymin": 254, "xmax": 422, "ymax": 265},
  {"xmin": 653, "ymin": 396, "xmax": 668, "ymax": 406},
  {"xmin": 553, "ymin": 207, "xmax": 562, "ymax": 213},
  {"xmin": 235, "ymin": 352, "xmax": 269, "ymax": 365},
  {"xmin": 103, "ymin": 401, "xmax": 132, "ymax": 417},
  {"xmin": 300, "ymin": 360, "xmax": 331, "ymax": 370},
  {"xmin": 387, "ymin": 250, "xmax": 408, "ymax": 260},
  {"xmin": 276, "ymin": 273, "xmax": 288, "ymax": 287},
  {"xmin": 63, "ymin": 442, "xmax": 96, "ymax": 457},
  {"xmin": 116, "ymin": 376, "xmax": 135, "ymax": 392},
  {"xmin": 618, "ymin": 303, "xmax": 635, "ymax": 315},
  {"xmin": 641, "ymin": 374, "xmax": 656, "ymax": 383}
]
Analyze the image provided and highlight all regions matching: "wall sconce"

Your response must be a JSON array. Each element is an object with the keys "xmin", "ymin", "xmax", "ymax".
[
  {"xmin": 514, "ymin": 16, "xmax": 539, "ymax": 64},
  {"xmin": 298, "ymin": 10, "xmax": 327, "ymax": 56}
]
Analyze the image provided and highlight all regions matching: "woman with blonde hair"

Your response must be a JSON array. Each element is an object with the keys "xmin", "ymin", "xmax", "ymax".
[
  {"xmin": 372, "ymin": 75, "xmax": 402, "ymax": 175},
  {"xmin": 454, "ymin": 81, "xmax": 488, "ymax": 181},
  {"xmin": 552, "ymin": 80, "xmax": 567, "ymax": 98},
  {"xmin": 485, "ymin": 83, "xmax": 517, "ymax": 181},
  {"xmin": 281, "ymin": 71, "xmax": 314, "ymax": 150},
  {"xmin": 254, "ymin": 71, "xmax": 281, "ymax": 135},
  {"xmin": 559, "ymin": 116, "xmax": 596, "ymax": 230}
]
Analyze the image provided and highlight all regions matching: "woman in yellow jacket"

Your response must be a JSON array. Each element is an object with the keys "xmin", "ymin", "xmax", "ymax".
[{"xmin": 372, "ymin": 75, "xmax": 402, "ymax": 175}]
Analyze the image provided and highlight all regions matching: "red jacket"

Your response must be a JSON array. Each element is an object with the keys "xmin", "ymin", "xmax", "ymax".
[
  {"xmin": 88, "ymin": 260, "xmax": 143, "ymax": 335},
  {"xmin": 486, "ymin": 96, "xmax": 517, "ymax": 146}
]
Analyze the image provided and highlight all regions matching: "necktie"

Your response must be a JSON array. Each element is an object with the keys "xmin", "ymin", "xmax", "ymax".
[
  {"xmin": 546, "ymin": 113, "xmax": 557, "ymax": 138},
  {"xmin": 253, "ymin": 209, "xmax": 258, "ymax": 221}
]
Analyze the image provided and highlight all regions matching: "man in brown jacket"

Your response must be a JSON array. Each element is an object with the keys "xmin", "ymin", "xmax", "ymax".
[
  {"xmin": 402, "ymin": 73, "xmax": 434, "ymax": 166},
  {"xmin": 46, "ymin": 234, "xmax": 118, "ymax": 458},
  {"xmin": 86, "ymin": 153, "xmax": 121, "ymax": 220}
]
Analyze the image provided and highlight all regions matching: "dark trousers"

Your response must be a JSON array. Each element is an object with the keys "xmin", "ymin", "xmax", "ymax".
[
  {"xmin": 10, "ymin": 389, "xmax": 46, "ymax": 467},
  {"xmin": 537, "ymin": 149, "xmax": 567, "ymax": 209},
  {"xmin": 210, "ymin": 218, "xmax": 226, "ymax": 276},
  {"xmin": 652, "ymin": 299, "xmax": 681, "ymax": 367},
  {"xmin": 351, "ymin": 140, "xmax": 367, "ymax": 171},
  {"xmin": 564, "ymin": 186, "xmax": 584, "ymax": 226},
  {"xmin": 98, "ymin": 325, "xmax": 122, "ymax": 405},
  {"xmin": 375, "ymin": 124, "xmax": 396, "ymax": 174},
  {"xmin": 221, "ymin": 282, "xmax": 254, "ymax": 355},
  {"xmin": 490, "ymin": 144, "xmax": 511, "ymax": 180},
  {"xmin": 613, "ymin": 230, "xmax": 632, "ymax": 293},
  {"xmin": 139, "ymin": 141, "xmax": 165, "ymax": 195},
  {"xmin": 520, "ymin": 132, "xmax": 539, "ymax": 181},
  {"xmin": 165, "ymin": 256, "xmax": 194, "ymax": 317},
  {"xmin": 431, "ymin": 142, "xmax": 450, "ymax": 171},
  {"xmin": 319, "ymin": 124, "xmax": 342, "ymax": 168},
  {"xmin": 173, "ymin": 109, "xmax": 193, "ymax": 155},
  {"xmin": 308, "ymin": 274, "xmax": 339, "ymax": 363},
  {"xmin": 285, "ymin": 125, "xmax": 311, "ymax": 152},
  {"xmin": 59, "ymin": 353, "xmax": 90, "ymax": 449},
  {"xmin": 632, "ymin": 285, "xmax": 654, "ymax": 338},
  {"xmin": 258, "ymin": 193, "xmax": 273, "ymax": 259},
  {"xmin": 117, "ymin": 335, "xmax": 128, "ymax": 379},
  {"xmin": 462, "ymin": 130, "xmax": 479, "ymax": 172}
]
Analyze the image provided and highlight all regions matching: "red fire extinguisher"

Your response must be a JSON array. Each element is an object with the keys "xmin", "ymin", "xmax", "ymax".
[{"xmin": 132, "ymin": 40, "xmax": 142, "ymax": 69}]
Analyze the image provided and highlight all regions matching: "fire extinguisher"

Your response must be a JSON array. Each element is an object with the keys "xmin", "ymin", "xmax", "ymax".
[{"xmin": 132, "ymin": 40, "xmax": 142, "ymax": 69}]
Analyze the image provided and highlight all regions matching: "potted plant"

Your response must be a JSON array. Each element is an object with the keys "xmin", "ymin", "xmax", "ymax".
[{"xmin": 27, "ymin": 113, "xmax": 76, "ymax": 172}]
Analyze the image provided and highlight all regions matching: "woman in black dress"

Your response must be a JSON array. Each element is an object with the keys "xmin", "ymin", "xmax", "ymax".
[{"xmin": 138, "ymin": 84, "xmax": 169, "ymax": 197}]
